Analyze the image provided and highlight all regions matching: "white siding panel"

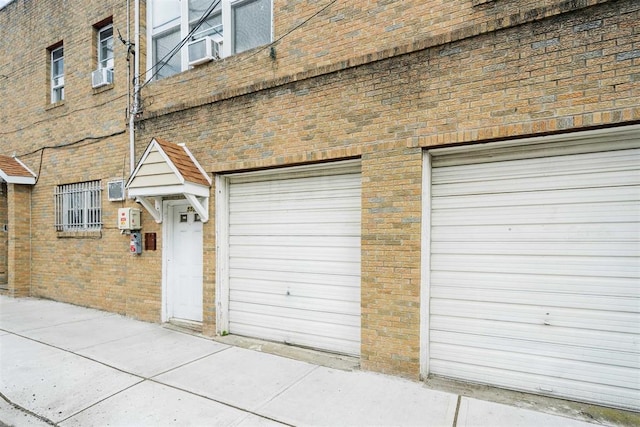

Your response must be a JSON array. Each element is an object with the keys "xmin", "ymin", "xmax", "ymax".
[
  {"xmin": 128, "ymin": 173, "xmax": 181, "ymax": 188},
  {"xmin": 429, "ymin": 137, "xmax": 640, "ymax": 411},
  {"xmin": 135, "ymin": 161, "xmax": 175, "ymax": 176},
  {"xmin": 228, "ymin": 166, "xmax": 361, "ymax": 356}
]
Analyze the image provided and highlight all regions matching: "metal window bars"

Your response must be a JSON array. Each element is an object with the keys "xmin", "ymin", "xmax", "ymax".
[{"xmin": 54, "ymin": 181, "xmax": 102, "ymax": 231}]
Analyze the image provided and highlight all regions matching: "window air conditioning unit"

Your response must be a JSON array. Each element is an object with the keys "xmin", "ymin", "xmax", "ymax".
[
  {"xmin": 107, "ymin": 180, "xmax": 125, "ymax": 201},
  {"xmin": 188, "ymin": 37, "xmax": 222, "ymax": 66},
  {"xmin": 92, "ymin": 68, "xmax": 113, "ymax": 88}
]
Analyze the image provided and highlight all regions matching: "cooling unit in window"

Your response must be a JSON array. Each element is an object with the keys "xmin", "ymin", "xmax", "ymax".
[
  {"xmin": 107, "ymin": 180, "xmax": 125, "ymax": 202},
  {"xmin": 92, "ymin": 68, "xmax": 113, "ymax": 88},
  {"xmin": 188, "ymin": 37, "xmax": 222, "ymax": 66}
]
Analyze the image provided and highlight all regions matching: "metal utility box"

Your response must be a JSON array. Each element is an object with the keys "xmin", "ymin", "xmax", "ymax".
[{"xmin": 118, "ymin": 208, "xmax": 141, "ymax": 230}]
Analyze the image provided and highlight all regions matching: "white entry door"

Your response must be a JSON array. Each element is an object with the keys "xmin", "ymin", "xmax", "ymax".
[{"xmin": 166, "ymin": 203, "xmax": 203, "ymax": 322}]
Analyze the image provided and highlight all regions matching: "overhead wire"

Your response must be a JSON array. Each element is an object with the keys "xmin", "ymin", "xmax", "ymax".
[
  {"xmin": 136, "ymin": 0, "xmax": 339, "ymax": 92},
  {"xmin": 25, "ymin": 129, "xmax": 127, "ymax": 185},
  {"xmin": 240, "ymin": 0, "xmax": 340, "ymax": 63},
  {"xmin": 2, "ymin": 0, "xmax": 341, "ymax": 148},
  {"xmin": 0, "ymin": 94, "xmax": 127, "ymax": 137}
]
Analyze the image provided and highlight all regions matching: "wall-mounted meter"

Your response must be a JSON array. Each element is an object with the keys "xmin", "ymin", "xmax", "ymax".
[{"xmin": 118, "ymin": 208, "xmax": 141, "ymax": 230}]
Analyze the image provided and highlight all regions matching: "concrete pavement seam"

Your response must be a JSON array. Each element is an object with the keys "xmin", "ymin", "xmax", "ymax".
[
  {"xmin": 0, "ymin": 313, "xmax": 117, "ymax": 335},
  {"xmin": 55, "ymin": 379, "xmax": 146, "ymax": 425},
  {"xmin": 252, "ymin": 364, "xmax": 321, "ymax": 412},
  {"xmin": 0, "ymin": 329, "xmax": 149, "ymax": 378},
  {"xmin": 145, "ymin": 378, "xmax": 296, "ymax": 427},
  {"xmin": 452, "ymin": 395, "xmax": 461, "ymax": 427},
  {"xmin": 2, "ymin": 330, "xmax": 285, "ymax": 425},
  {"xmin": 0, "ymin": 391, "xmax": 57, "ymax": 426},
  {"xmin": 146, "ymin": 345, "xmax": 233, "ymax": 379}
]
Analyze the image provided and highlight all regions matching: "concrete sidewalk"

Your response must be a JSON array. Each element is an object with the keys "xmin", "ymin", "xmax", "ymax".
[{"xmin": 0, "ymin": 296, "xmax": 601, "ymax": 427}]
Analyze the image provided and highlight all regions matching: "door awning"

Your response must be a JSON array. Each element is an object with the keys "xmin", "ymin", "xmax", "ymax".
[
  {"xmin": 126, "ymin": 138, "xmax": 211, "ymax": 223},
  {"xmin": 0, "ymin": 155, "xmax": 36, "ymax": 185}
]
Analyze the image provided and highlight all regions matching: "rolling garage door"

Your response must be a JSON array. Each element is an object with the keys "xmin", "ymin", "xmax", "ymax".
[
  {"xmin": 224, "ymin": 161, "xmax": 361, "ymax": 356},
  {"xmin": 427, "ymin": 127, "xmax": 640, "ymax": 410}
]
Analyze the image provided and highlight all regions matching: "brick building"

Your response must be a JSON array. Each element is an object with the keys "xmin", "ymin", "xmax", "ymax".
[{"xmin": 0, "ymin": 0, "xmax": 638, "ymax": 411}]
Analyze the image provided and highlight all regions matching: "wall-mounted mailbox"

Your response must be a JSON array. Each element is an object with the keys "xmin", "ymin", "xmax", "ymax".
[{"xmin": 144, "ymin": 233, "xmax": 157, "ymax": 251}]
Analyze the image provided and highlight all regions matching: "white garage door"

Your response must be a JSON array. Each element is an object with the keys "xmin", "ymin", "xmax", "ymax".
[
  {"xmin": 427, "ymin": 127, "xmax": 640, "ymax": 410},
  {"xmin": 223, "ymin": 161, "xmax": 361, "ymax": 356}
]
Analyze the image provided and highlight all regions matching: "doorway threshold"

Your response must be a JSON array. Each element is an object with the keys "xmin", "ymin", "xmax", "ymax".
[{"xmin": 165, "ymin": 318, "xmax": 203, "ymax": 334}]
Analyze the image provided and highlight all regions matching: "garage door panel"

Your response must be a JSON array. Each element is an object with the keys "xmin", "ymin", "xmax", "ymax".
[
  {"xmin": 431, "ymin": 299, "xmax": 639, "ymax": 334},
  {"xmin": 229, "ymin": 190, "xmax": 359, "ymax": 208},
  {"xmin": 230, "ymin": 209, "xmax": 361, "ymax": 226},
  {"xmin": 432, "ymin": 148, "xmax": 639, "ymax": 185},
  {"xmin": 431, "ymin": 286, "xmax": 639, "ymax": 312},
  {"xmin": 230, "ymin": 193, "xmax": 361, "ymax": 215},
  {"xmin": 230, "ymin": 321, "xmax": 360, "ymax": 356},
  {"xmin": 230, "ymin": 244, "xmax": 361, "ymax": 263},
  {"xmin": 230, "ymin": 257, "xmax": 361, "ymax": 276},
  {"xmin": 430, "ymin": 316, "xmax": 639, "ymax": 353},
  {"xmin": 432, "ymin": 186, "xmax": 639, "ymax": 209},
  {"xmin": 230, "ymin": 173, "xmax": 360, "ymax": 193},
  {"xmin": 231, "ymin": 196, "xmax": 360, "ymax": 213},
  {"xmin": 431, "ymin": 254, "xmax": 638, "ymax": 278},
  {"xmin": 230, "ymin": 234, "xmax": 361, "ymax": 248},
  {"xmin": 431, "ymin": 271, "xmax": 638, "ymax": 297},
  {"xmin": 431, "ymin": 330, "xmax": 638, "ymax": 368},
  {"xmin": 428, "ymin": 135, "xmax": 640, "ymax": 410},
  {"xmin": 429, "ymin": 360, "xmax": 640, "ymax": 411},
  {"xmin": 230, "ymin": 301, "xmax": 360, "ymax": 332},
  {"xmin": 433, "ymin": 169, "xmax": 638, "ymax": 197},
  {"xmin": 432, "ymin": 241, "xmax": 638, "ymax": 257},
  {"xmin": 230, "ymin": 280, "xmax": 360, "ymax": 303},
  {"xmin": 227, "ymin": 163, "xmax": 361, "ymax": 356},
  {"xmin": 431, "ymin": 223, "xmax": 637, "ymax": 242},
  {"xmin": 230, "ymin": 290, "xmax": 361, "ymax": 316},
  {"xmin": 231, "ymin": 268, "xmax": 360, "ymax": 289},
  {"xmin": 230, "ymin": 222, "xmax": 361, "ymax": 237},
  {"xmin": 430, "ymin": 343, "xmax": 639, "ymax": 389},
  {"xmin": 431, "ymin": 202, "xmax": 639, "ymax": 226}
]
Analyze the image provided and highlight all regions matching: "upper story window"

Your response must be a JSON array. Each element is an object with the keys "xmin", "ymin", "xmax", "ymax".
[
  {"xmin": 54, "ymin": 181, "xmax": 102, "ymax": 232},
  {"xmin": 232, "ymin": 0, "xmax": 270, "ymax": 54},
  {"xmin": 92, "ymin": 20, "xmax": 115, "ymax": 88},
  {"xmin": 148, "ymin": 0, "xmax": 272, "ymax": 80},
  {"xmin": 98, "ymin": 24, "xmax": 114, "ymax": 70},
  {"xmin": 50, "ymin": 45, "xmax": 64, "ymax": 102}
]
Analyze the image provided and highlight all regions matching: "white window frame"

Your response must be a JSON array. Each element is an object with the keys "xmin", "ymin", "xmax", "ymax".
[
  {"xmin": 55, "ymin": 181, "xmax": 102, "ymax": 231},
  {"xmin": 146, "ymin": 0, "xmax": 273, "ymax": 81},
  {"xmin": 50, "ymin": 45, "xmax": 64, "ymax": 103},
  {"xmin": 97, "ymin": 24, "xmax": 114, "ymax": 70},
  {"xmin": 229, "ymin": 0, "xmax": 272, "ymax": 55}
]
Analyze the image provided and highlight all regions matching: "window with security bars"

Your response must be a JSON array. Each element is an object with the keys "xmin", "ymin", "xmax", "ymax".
[{"xmin": 54, "ymin": 181, "xmax": 102, "ymax": 231}]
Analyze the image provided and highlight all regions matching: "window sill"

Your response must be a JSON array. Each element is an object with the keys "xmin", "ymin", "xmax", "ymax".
[
  {"xmin": 93, "ymin": 83, "xmax": 114, "ymax": 94},
  {"xmin": 45, "ymin": 100, "xmax": 66, "ymax": 111},
  {"xmin": 56, "ymin": 230, "xmax": 102, "ymax": 239}
]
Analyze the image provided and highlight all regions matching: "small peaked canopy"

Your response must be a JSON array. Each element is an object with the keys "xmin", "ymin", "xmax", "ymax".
[
  {"xmin": 127, "ymin": 138, "xmax": 211, "ymax": 223},
  {"xmin": 0, "ymin": 155, "xmax": 36, "ymax": 184}
]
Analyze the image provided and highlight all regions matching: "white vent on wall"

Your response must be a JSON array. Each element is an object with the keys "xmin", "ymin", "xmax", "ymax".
[
  {"xmin": 188, "ymin": 37, "xmax": 222, "ymax": 66},
  {"xmin": 107, "ymin": 180, "xmax": 125, "ymax": 201},
  {"xmin": 92, "ymin": 68, "xmax": 113, "ymax": 88}
]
